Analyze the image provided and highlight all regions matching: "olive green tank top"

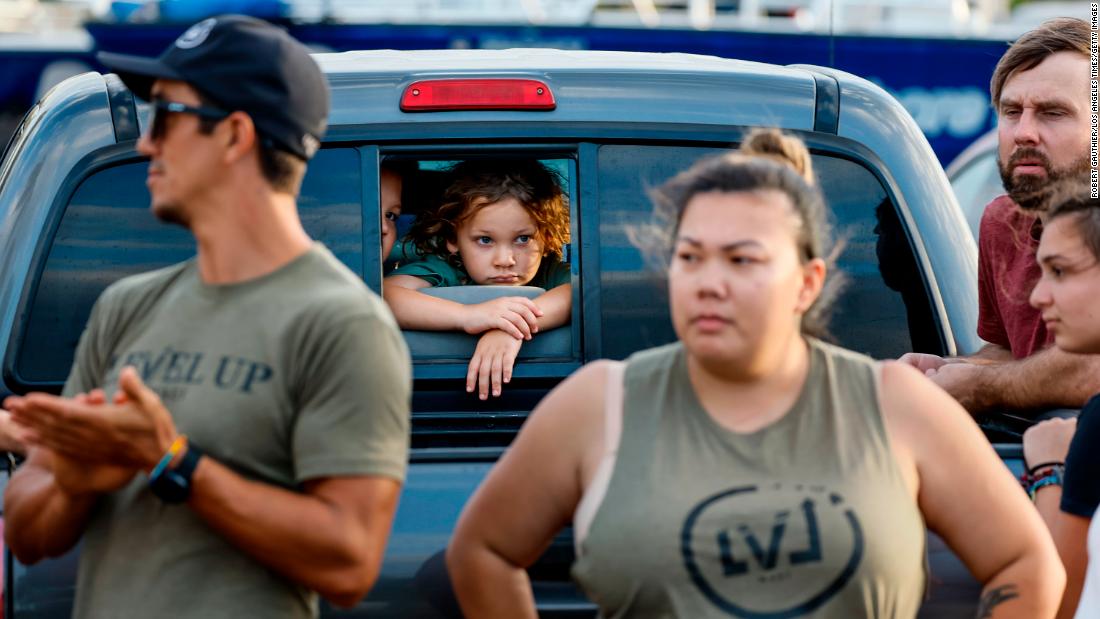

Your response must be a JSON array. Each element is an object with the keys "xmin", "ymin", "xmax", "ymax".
[{"xmin": 571, "ymin": 338, "xmax": 926, "ymax": 618}]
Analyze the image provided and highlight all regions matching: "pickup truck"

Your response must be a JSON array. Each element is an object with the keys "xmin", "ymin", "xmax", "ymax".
[{"xmin": 0, "ymin": 48, "xmax": 1009, "ymax": 618}]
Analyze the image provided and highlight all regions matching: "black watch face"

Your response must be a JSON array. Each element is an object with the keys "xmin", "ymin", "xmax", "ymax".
[{"xmin": 152, "ymin": 470, "xmax": 190, "ymax": 504}]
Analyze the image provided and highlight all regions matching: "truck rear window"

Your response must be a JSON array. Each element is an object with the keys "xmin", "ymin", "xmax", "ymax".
[
  {"xmin": 381, "ymin": 154, "xmax": 578, "ymax": 368},
  {"xmin": 13, "ymin": 148, "xmax": 363, "ymax": 387},
  {"xmin": 595, "ymin": 144, "xmax": 937, "ymax": 361}
]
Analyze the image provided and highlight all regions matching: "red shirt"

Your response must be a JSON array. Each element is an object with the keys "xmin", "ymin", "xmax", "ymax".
[{"xmin": 977, "ymin": 195, "xmax": 1053, "ymax": 359}]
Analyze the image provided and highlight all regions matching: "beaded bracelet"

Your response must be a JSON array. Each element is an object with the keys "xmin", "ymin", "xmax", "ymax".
[
  {"xmin": 1019, "ymin": 461, "xmax": 1065, "ymax": 489},
  {"xmin": 1027, "ymin": 464, "xmax": 1065, "ymax": 501},
  {"xmin": 1027, "ymin": 460, "xmax": 1064, "ymax": 477}
]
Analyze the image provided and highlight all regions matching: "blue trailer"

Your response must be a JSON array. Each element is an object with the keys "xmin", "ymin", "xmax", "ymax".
[{"xmin": 4, "ymin": 20, "xmax": 1007, "ymax": 164}]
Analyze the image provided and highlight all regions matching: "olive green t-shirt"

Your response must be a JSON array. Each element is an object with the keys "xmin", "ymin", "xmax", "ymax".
[
  {"xmin": 572, "ymin": 339, "xmax": 926, "ymax": 618},
  {"xmin": 390, "ymin": 253, "xmax": 570, "ymax": 288},
  {"xmin": 66, "ymin": 244, "xmax": 411, "ymax": 619}
]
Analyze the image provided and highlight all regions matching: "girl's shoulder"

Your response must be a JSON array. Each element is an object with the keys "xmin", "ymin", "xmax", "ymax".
[
  {"xmin": 389, "ymin": 254, "xmax": 465, "ymax": 287},
  {"xmin": 535, "ymin": 258, "xmax": 571, "ymax": 289}
]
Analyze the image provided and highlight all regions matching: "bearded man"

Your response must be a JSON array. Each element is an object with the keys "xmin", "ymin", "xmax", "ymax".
[{"xmin": 901, "ymin": 17, "xmax": 1098, "ymax": 415}]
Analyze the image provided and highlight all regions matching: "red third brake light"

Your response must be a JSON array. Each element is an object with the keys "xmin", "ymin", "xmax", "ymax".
[{"xmin": 400, "ymin": 79, "xmax": 556, "ymax": 111}]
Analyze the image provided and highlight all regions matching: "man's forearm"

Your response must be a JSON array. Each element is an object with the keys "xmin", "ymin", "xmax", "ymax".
[
  {"xmin": 979, "ymin": 348, "xmax": 1100, "ymax": 411},
  {"xmin": 969, "ymin": 343, "xmax": 1014, "ymax": 363},
  {"xmin": 187, "ymin": 456, "xmax": 397, "ymax": 607},
  {"xmin": 3, "ymin": 456, "xmax": 96, "ymax": 563}
]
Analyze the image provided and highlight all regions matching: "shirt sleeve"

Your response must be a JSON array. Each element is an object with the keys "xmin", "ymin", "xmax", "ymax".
[
  {"xmin": 389, "ymin": 255, "xmax": 460, "ymax": 287},
  {"xmin": 532, "ymin": 259, "xmax": 571, "ymax": 290},
  {"xmin": 291, "ymin": 312, "xmax": 412, "ymax": 483},
  {"xmin": 61, "ymin": 288, "xmax": 115, "ymax": 398},
  {"xmin": 545, "ymin": 259, "xmax": 572, "ymax": 288},
  {"xmin": 976, "ymin": 204, "xmax": 1011, "ymax": 349},
  {"xmin": 1063, "ymin": 397, "xmax": 1100, "ymax": 517}
]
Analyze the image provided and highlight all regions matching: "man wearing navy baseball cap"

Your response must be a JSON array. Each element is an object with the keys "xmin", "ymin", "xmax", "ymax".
[
  {"xmin": 5, "ymin": 15, "xmax": 411, "ymax": 619},
  {"xmin": 101, "ymin": 14, "xmax": 328, "ymax": 161}
]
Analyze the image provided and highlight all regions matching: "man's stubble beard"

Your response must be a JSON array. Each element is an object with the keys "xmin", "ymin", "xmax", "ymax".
[
  {"xmin": 152, "ymin": 200, "xmax": 192, "ymax": 229},
  {"xmin": 998, "ymin": 148, "xmax": 1091, "ymax": 212}
]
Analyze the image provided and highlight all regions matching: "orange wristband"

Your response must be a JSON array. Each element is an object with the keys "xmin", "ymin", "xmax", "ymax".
[{"xmin": 150, "ymin": 435, "xmax": 187, "ymax": 478}]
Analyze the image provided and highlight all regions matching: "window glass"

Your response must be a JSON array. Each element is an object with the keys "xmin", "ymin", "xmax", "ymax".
[
  {"xmin": 15, "ymin": 148, "xmax": 362, "ymax": 385},
  {"xmin": 596, "ymin": 144, "xmax": 936, "ymax": 361},
  {"xmin": 300, "ymin": 149, "xmax": 363, "ymax": 276},
  {"xmin": 816, "ymin": 156, "xmax": 938, "ymax": 358},
  {"xmin": 596, "ymin": 145, "xmax": 694, "ymax": 357}
]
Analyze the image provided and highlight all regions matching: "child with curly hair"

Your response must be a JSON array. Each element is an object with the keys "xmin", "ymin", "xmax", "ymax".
[{"xmin": 383, "ymin": 159, "xmax": 571, "ymax": 399}]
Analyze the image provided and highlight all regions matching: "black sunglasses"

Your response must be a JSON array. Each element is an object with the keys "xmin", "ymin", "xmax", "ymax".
[{"xmin": 148, "ymin": 100, "xmax": 231, "ymax": 141}]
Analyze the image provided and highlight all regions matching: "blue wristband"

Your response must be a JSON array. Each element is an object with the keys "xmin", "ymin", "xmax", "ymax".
[
  {"xmin": 1028, "ymin": 465, "xmax": 1065, "ymax": 501},
  {"xmin": 148, "ymin": 435, "xmax": 186, "ymax": 482}
]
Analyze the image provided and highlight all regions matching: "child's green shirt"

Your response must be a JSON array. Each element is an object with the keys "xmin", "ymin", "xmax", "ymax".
[{"xmin": 390, "ymin": 254, "xmax": 570, "ymax": 289}]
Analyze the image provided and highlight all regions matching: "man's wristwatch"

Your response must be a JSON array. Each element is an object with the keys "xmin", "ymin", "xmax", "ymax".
[{"xmin": 148, "ymin": 442, "xmax": 204, "ymax": 504}]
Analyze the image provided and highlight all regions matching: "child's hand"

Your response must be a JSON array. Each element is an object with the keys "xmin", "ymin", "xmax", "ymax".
[
  {"xmin": 467, "ymin": 330, "xmax": 524, "ymax": 400},
  {"xmin": 462, "ymin": 297, "xmax": 544, "ymax": 339}
]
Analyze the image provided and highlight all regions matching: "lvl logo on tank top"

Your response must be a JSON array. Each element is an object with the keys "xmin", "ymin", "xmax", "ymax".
[{"xmin": 680, "ymin": 483, "xmax": 864, "ymax": 618}]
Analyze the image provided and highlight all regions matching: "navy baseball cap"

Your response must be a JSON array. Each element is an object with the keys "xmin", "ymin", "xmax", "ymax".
[{"xmin": 97, "ymin": 14, "xmax": 328, "ymax": 160}]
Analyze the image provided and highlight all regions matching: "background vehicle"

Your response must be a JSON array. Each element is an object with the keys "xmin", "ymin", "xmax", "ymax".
[
  {"xmin": 945, "ymin": 127, "xmax": 1002, "ymax": 240},
  {"xmin": 0, "ymin": 48, "xmax": 1006, "ymax": 617}
]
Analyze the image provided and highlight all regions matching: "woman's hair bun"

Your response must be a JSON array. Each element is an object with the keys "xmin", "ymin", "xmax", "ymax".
[{"xmin": 738, "ymin": 128, "xmax": 815, "ymax": 185}]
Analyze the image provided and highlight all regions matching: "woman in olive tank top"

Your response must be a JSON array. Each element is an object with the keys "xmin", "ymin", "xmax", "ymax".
[{"xmin": 448, "ymin": 130, "xmax": 1063, "ymax": 618}]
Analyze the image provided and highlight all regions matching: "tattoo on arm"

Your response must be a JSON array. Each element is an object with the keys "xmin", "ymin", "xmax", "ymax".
[{"xmin": 976, "ymin": 584, "xmax": 1020, "ymax": 618}]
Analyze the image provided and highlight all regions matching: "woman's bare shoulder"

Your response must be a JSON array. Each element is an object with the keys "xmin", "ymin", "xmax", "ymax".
[
  {"xmin": 534, "ymin": 360, "xmax": 622, "ymax": 414},
  {"xmin": 523, "ymin": 360, "xmax": 625, "ymax": 442},
  {"xmin": 876, "ymin": 359, "xmax": 988, "ymax": 457}
]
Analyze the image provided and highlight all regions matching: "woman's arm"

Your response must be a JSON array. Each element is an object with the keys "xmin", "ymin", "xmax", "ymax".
[
  {"xmin": 879, "ymin": 361, "xmax": 1065, "ymax": 618},
  {"xmin": 447, "ymin": 361, "xmax": 611, "ymax": 617}
]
